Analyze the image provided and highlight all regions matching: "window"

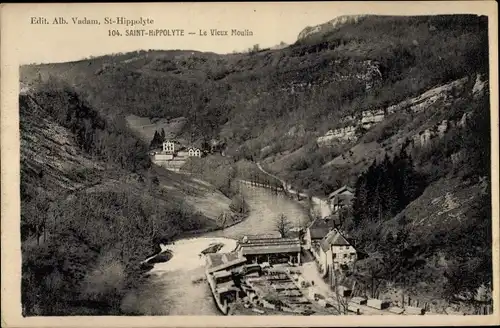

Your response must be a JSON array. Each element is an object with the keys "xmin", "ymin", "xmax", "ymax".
[
  {"xmin": 332, "ymin": 253, "xmax": 336, "ymax": 259},
  {"xmin": 344, "ymin": 254, "xmax": 348, "ymax": 258}
]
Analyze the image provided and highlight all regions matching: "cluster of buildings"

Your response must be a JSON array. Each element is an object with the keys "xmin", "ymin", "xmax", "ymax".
[
  {"xmin": 305, "ymin": 185, "xmax": 356, "ymax": 274},
  {"xmin": 204, "ymin": 185, "xmax": 358, "ymax": 314},
  {"xmin": 150, "ymin": 140, "xmax": 203, "ymax": 171},
  {"xmin": 204, "ymin": 235, "xmax": 303, "ymax": 314}
]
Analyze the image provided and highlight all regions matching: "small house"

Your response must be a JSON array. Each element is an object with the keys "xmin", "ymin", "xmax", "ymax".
[
  {"xmin": 367, "ymin": 298, "xmax": 390, "ymax": 310},
  {"xmin": 328, "ymin": 186, "xmax": 355, "ymax": 212},
  {"xmin": 304, "ymin": 214, "xmax": 340, "ymax": 254},
  {"xmin": 162, "ymin": 140, "xmax": 176, "ymax": 153},
  {"xmin": 188, "ymin": 147, "xmax": 202, "ymax": 157},
  {"xmin": 318, "ymin": 229, "xmax": 357, "ymax": 274}
]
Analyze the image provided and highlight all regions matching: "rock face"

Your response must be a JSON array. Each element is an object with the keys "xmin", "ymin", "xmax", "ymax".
[
  {"xmin": 20, "ymin": 93, "xmax": 104, "ymax": 193},
  {"xmin": 472, "ymin": 73, "xmax": 488, "ymax": 98},
  {"xmin": 317, "ymin": 126, "xmax": 357, "ymax": 146},
  {"xmin": 361, "ymin": 109, "xmax": 385, "ymax": 129},
  {"xmin": 279, "ymin": 59, "xmax": 383, "ymax": 95},
  {"xmin": 297, "ymin": 15, "xmax": 367, "ymax": 41},
  {"xmin": 320, "ymin": 74, "xmax": 480, "ymax": 150},
  {"xmin": 412, "ymin": 119, "xmax": 454, "ymax": 148},
  {"xmin": 387, "ymin": 77, "xmax": 470, "ymax": 115}
]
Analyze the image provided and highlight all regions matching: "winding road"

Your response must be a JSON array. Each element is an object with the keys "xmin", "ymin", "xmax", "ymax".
[{"xmin": 256, "ymin": 162, "xmax": 332, "ymax": 218}]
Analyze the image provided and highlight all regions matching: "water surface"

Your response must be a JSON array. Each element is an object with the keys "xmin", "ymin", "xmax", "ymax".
[{"xmin": 124, "ymin": 185, "xmax": 309, "ymax": 315}]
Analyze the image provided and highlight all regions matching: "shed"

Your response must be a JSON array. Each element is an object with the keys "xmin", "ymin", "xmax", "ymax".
[
  {"xmin": 237, "ymin": 236, "xmax": 301, "ymax": 265},
  {"xmin": 405, "ymin": 306, "xmax": 425, "ymax": 315},
  {"xmin": 350, "ymin": 296, "xmax": 367, "ymax": 305},
  {"xmin": 367, "ymin": 298, "xmax": 390, "ymax": 310},
  {"xmin": 388, "ymin": 306, "xmax": 404, "ymax": 314}
]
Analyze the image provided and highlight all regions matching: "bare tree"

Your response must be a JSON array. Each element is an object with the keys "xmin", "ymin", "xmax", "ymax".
[
  {"xmin": 275, "ymin": 213, "xmax": 292, "ymax": 238},
  {"xmin": 331, "ymin": 267, "xmax": 351, "ymax": 315}
]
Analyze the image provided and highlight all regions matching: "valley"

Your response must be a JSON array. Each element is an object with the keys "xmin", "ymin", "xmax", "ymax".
[{"xmin": 19, "ymin": 14, "xmax": 492, "ymax": 316}]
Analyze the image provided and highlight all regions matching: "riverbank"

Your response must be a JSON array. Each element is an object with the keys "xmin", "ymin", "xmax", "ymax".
[
  {"xmin": 125, "ymin": 183, "xmax": 311, "ymax": 315},
  {"xmin": 141, "ymin": 211, "xmax": 248, "ymax": 267}
]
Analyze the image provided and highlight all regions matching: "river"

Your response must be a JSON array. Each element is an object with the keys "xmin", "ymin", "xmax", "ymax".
[{"xmin": 121, "ymin": 184, "xmax": 310, "ymax": 315}]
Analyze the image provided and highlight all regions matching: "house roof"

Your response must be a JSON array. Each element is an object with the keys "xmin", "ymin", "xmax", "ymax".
[
  {"xmin": 308, "ymin": 215, "xmax": 339, "ymax": 240},
  {"xmin": 334, "ymin": 194, "xmax": 354, "ymax": 203},
  {"xmin": 328, "ymin": 185, "xmax": 355, "ymax": 199},
  {"xmin": 237, "ymin": 236, "xmax": 301, "ymax": 255},
  {"xmin": 206, "ymin": 252, "xmax": 247, "ymax": 273},
  {"xmin": 320, "ymin": 229, "xmax": 351, "ymax": 251},
  {"xmin": 212, "ymin": 270, "xmax": 232, "ymax": 279}
]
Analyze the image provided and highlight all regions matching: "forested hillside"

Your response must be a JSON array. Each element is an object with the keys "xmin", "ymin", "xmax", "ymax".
[
  {"xmin": 20, "ymin": 81, "xmax": 238, "ymax": 315},
  {"xmin": 20, "ymin": 14, "xmax": 492, "ymax": 313}
]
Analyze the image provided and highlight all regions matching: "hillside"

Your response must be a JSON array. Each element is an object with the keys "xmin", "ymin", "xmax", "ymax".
[
  {"xmin": 19, "ymin": 84, "xmax": 240, "ymax": 315},
  {"xmin": 20, "ymin": 14, "xmax": 492, "ymax": 312},
  {"xmin": 21, "ymin": 15, "xmax": 489, "ymax": 191}
]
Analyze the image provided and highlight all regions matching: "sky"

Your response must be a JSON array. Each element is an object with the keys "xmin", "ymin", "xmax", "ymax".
[{"xmin": 4, "ymin": 3, "xmax": 347, "ymax": 65}]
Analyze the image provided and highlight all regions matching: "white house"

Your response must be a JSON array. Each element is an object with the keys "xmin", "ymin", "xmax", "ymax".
[
  {"xmin": 188, "ymin": 148, "xmax": 202, "ymax": 157},
  {"xmin": 318, "ymin": 229, "xmax": 357, "ymax": 275},
  {"xmin": 163, "ymin": 141, "xmax": 175, "ymax": 153}
]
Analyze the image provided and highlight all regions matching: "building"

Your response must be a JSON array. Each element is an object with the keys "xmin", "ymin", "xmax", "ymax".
[
  {"xmin": 318, "ymin": 229, "xmax": 357, "ymax": 273},
  {"xmin": 205, "ymin": 252, "xmax": 247, "ymax": 274},
  {"xmin": 162, "ymin": 141, "xmax": 175, "ymax": 153},
  {"xmin": 188, "ymin": 147, "xmax": 202, "ymax": 157},
  {"xmin": 304, "ymin": 214, "xmax": 340, "ymax": 252},
  {"xmin": 328, "ymin": 185, "xmax": 355, "ymax": 212},
  {"xmin": 235, "ymin": 235, "xmax": 301, "ymax": 265},
  {"xmin": 204, "ymin": 252, "xmax": 246, "ymax": 313},
  {"xmin": 154, "ymin": 153, "xmax": 174, "ymax": 161}
]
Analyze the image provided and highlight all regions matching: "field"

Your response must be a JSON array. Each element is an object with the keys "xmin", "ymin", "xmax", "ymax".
[{"xmin": 126, "ymin": 114, "xmax": 187, "ymax": 143}]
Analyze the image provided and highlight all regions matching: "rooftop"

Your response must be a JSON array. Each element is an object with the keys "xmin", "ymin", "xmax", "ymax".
[
  {"xmin": 320, "ymin": 229, "xmax": 351, "ymax": 251},
  {"xmin": 328, "ymin": 185, "xmax": 355, "ymax": 199},
  {"xmin": 237, "ymin": 236, "xmax": 301, "ymax": 255},
  {"xmin": 308, "ymin": 215, "xmax": 339, "ymax": 240},
  {"xmin": 206, "ymin": 252, "xmax": 247, "ymax": 273}
]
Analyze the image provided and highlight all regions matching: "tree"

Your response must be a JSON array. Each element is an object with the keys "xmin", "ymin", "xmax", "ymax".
[
  {"xmin": 275, "ymin": 213, "xmax": 292, "ymax": 238},
  {"xmin": 149, "ymin": 130, "xmax": 163, "ymax": 150}
]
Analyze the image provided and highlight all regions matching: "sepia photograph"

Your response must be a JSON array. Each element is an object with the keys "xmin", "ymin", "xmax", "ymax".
[{"xmin": 1, "ymin": 2, "xmax": 499, "ymax": 327}]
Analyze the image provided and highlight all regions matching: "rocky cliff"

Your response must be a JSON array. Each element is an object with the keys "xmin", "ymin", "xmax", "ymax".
[{"xmin": 297, "ymin": 15, "xmax": 367, "ymax": 40}]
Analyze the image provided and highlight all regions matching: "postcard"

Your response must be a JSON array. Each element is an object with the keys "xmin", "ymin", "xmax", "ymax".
[{"xmin": 1, "ymin": 1, "xmax": 499, "ymax": 327}]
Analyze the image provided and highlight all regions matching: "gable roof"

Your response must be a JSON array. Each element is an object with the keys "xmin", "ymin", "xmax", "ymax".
[
  {"xmin": 328, "ymin": 185, "xmax": 355, "ymax": 199},
  {"xmin": 237, "ymin": 236, "xmax": 301, "ymax": 255},
  {"xmin": 320, "ymin": 229, "xmax": 351, "ymax": 252},
  {"xmin": 205, "ymin": 252, "xmax": 247, "ymax": 273},
  {"xmin": 308, "ymin": 215, "xmax": 339, "ymax": 240}
]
